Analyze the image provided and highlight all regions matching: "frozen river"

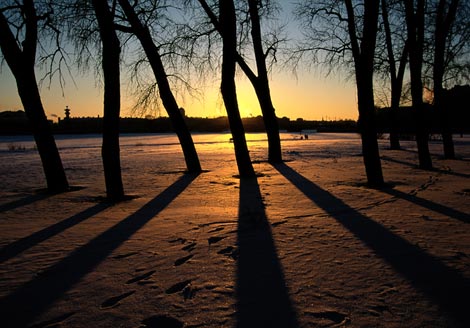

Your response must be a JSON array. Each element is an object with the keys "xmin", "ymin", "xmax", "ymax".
[
  {"xmin": 2, "ymin": 132, "xmax": 468, "ymax": 193},
  {"xmin": 0, "ymin": 132, "xmax": 361, "ymax": 153}
]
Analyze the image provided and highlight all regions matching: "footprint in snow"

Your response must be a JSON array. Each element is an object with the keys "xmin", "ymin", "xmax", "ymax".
[
  {"xmin": 271, "ymin": 220, "xmax": 288, "ymax": 227},
  {"xmin": 29, "ymin": 312, "xmax": 75, "ymax": 328},
  {"xmin": 101, "ymin": 291, "xmax": 135, "ymax": 309},
  {"xmin": 174, "ymin": 254, "xmax": 193, "ymax": 266},
  {"xmin": 165, "ymin": 279, "xmax": 192, "ymax": 294},
  {"xmin": 217, "ymin": 246, "xmax": 234, "ymax": 255},
  {"xmin": 208, "ymin": 227, "xmax": 224, "ymax": 233},
  {"xmin": 307, "ymin": 310, "xmax": 349, "ymax": 324},
  {"xmin": 141, "ymin": 315, "xmax": 184, "ymax": 328},
  {"xmin": 168, "ymin": 237, "xmax": 186, "ymax": 244},
  {"xmin": 126, "ymin": 270, "xmax": 156, "ymax": 284},
  {"xmin": 112, "ymin": 251, "xmax": 138, "ymax": 259},
  {"xmin": 208, "ymin": 236, "xmax": 226, "ymax": 245},
  {"xmin": 181, "ymin": 242, "xmax": 197, "ymax": 252},
  {"xmin": 217, "ymin": 246, "xmax": 238, "ymax": 259}
]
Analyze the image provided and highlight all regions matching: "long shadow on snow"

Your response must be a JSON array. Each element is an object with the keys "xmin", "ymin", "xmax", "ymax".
[
  {"xmin": 0, "ymin": 173, "xmax": 198, "ymax": 327},
  {"xmin": 398, "ymin": 146, "xmax": 470, "ymax": 163},
  {"xmin": 274, "ymin": 163, "xmax": 470, "ymax": 327},
  {"xmin": 0, "ymin": 193, "xmax": 51, "ymax": 213},
  {"xmin": 0, "ymin": 203, "xmax": 111, "ymax": 263},
  {"xmin": 236, "ymin": 177, "xmax": 299, "ymax": 328},
  {"xmin": 382, "ymin": 188, "xmax": 470, "ymax": 224},
  {"xmin": 381, "ymin": 155, "xmax": 470, "ymax": 179}
]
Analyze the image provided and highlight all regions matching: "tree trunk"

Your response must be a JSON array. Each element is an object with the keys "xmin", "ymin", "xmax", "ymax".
[
  {"xmin": 0, "ymin": 5, "xmax": 69, "ymax": 193},
  {"xmin": 92, "ymin": 0, "xmax": 125, "ymax": 201},
  {"xmin": 389, "ymin": 92, "xmax": 401, "ymax": 150},
  {"xmin": 250, "ymin": 73, "xmax": 282, "ymax": 163},
  {"xmin": 17, "ymin": 70, "xmax": 70, "ymax": 192},
  {"xmin": 220, "ymin": 0, "xmax": 255, "ymax": 178},
  {"xmin": 434, "ymin": 0, "xmax": 458, "ymax": 159},
  {"xmin": 404, "ymin": 0, "xmax": 432, "ymax": 169},
  {"xmin": 434, "ymin": 64, "xmax": 455, "ymax": 159},
  {"xmin": 246, "ymin": 0, "xmax": 282, "ymax": 163},
  {"xmin": 346, "ymin": 0, "xmax": 384, "ymax": 187},
  {"xmin": 441, "ymin": 126, "xmax": 455, "ymax": 158},
  {"xmin": 197, "ymin": 0, "xmax": 282, "ymax": 163},
  {"xmin": 389, "ymin": 57, "xmax": 406, "ymax": 150},
  {"xmin": 381, "ymin": 0, "xmax": 404, "ymax": 150},
  {"xmin": 118, "ymin": 0, "xmax": 201, "ymax": 173},
  {"xmin": 357, "ymin": 73, "xmax": 385, "ymax": 188},
  {"xmin": 391, "ymin": 43, "xmax": 409, "ymax": 150}
]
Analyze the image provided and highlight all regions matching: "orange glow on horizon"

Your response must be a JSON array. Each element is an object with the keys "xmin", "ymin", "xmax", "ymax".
[{"xmin": 0, "ymin": 66, "xmax": 358, "ymax": 122}]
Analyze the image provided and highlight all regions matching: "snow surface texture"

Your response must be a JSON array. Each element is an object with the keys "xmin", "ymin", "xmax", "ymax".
[{"xmin": 0, "ymin": 133, "xmax": 469, "ymax": 327}]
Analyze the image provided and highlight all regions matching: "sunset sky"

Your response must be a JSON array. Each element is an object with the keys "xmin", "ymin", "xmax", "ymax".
[
  {"xmin": 0, "ymin": 1, "xmax": 359, "ymax": 122},
  {"xmin": 0, "ymin": 62, "xmax": 358, "ymax": 121}
]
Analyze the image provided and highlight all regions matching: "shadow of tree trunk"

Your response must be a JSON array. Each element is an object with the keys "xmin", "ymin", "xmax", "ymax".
[
  {"xmin": 0, "ymin": 202, "xmax": 110, "ymax": 263},
  {"xmin": 236, "ymin": 177, "xmax": 298, "ymax": 328},
  {"xmin": 0, "ymin": 173, "xmax": 198, "ymax": 327},
  {"xmin": 274, "ymin": 163, "xmax": 470, "ymax": 327},
  {"xmin": 0, "ymin": 193, "xmax": 52, "ymax": 213}
]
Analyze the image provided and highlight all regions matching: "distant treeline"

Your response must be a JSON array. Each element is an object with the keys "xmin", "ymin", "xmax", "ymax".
[
  {"xmin": 0, "ymin": 111, "xmax": 357, "ymax": 135},
  {"xmin": 376, "ymin": 85, "xmax": 470, "ymax": 134},
  {"xmin": 2, "ymin": 98, "xmax": 469, "ymax": 135},
  {"xmin": 375, "ymin": 105, "xmax": 470, "ymax": 134}
]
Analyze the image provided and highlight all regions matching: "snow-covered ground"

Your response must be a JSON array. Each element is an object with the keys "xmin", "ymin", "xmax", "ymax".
[{"xmin": 1, "ymin": 133, "xmax": 469, "ymax": 327}]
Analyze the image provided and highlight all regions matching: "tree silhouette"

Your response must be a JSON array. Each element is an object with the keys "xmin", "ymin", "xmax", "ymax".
[
  {"xmin": 219, "ymin": 0, "xmax": 256, "ymax": 178},
  {"xmin": 246, "ymin": 0, "xmax": 283, "ymax": 163},
  {"xmin": 346, "ymin": 0, "xmax": 384, "ymax": 187},
  {"xmin": 432, "ymin": 0, "xmax": 459, "ymax": 159},
  {"xmin": 196, "ymin": 0, "xmax": 283, "ymax": 163},
  {"xmin": 378, "ymin": 0, "xmax": 409, "ymax": 150},
  {"xmin": 91, "ymin": 0, "xmax": 125, "ymax": 201},
  {"xmin": 117, "ymin": 0, "xmax": 201, "ymax": 173},
  {"xmin": 0, "ymin": 0, "xmax": 69, "ymax": 192},
  {"xmin": 404, "ymin": 0, "xmax": 433, "ymax": 169},
  {"xmin": 295, "ymin": 0, "xmax": 384, "ymax": 187}
]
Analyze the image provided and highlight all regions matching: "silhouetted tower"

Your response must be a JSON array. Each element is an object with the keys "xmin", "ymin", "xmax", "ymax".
[{"xmin": 64, "ymin": 106, "xmax": 71, "ymax": 120}]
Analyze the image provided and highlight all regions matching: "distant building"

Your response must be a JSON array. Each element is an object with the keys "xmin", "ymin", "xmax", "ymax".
[{"xmin": 64, "ymin": 106, "xmax": 71, "ymax": 120}]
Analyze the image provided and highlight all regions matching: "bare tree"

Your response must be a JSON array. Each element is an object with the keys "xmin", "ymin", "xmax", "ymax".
[
  {"xmin": 347, "ymin": 0, "xmax": 384, "ymax": 187},
  {"xmin": 404, "ymin": 0, "xmax": 433, "ymax": 169},
  {"xmin": 241, "ymin": 0, "xmax": 282, "ymax": 163},
  {"xmin": 434, "ymin": 0, "xmax": 470, "ymax": 85},
  {"xmin": 0, "ymin": 0, "xmax": 69, "ymax": 192},
  {"xmin": 432, "ymin": 0, "xmax": 459, "ymax": 159},
  {"xmin": 220, "ymin": 0, "xmax": 256, "ymax": 177},
  {"xmin": 376, "ymin": 0, "xmax": 468, "ymax": 157},
  {"xmin": 295, "ymin": 0, "xmax": 384, "ymax": 187},
  {"xmin": 90, "ymin": 0, "xmax": 125, "ymax": 201},
  {"xmin": 116, "ymin": 0, "xmax": 202, "ymax": 173},
  {"xmin": 378, "ymin": 0, "xmax": 408, "ymax": 150},
  {"xmin": 196, "ymin": 0, "xmax": 283, "ymax": 163}
]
